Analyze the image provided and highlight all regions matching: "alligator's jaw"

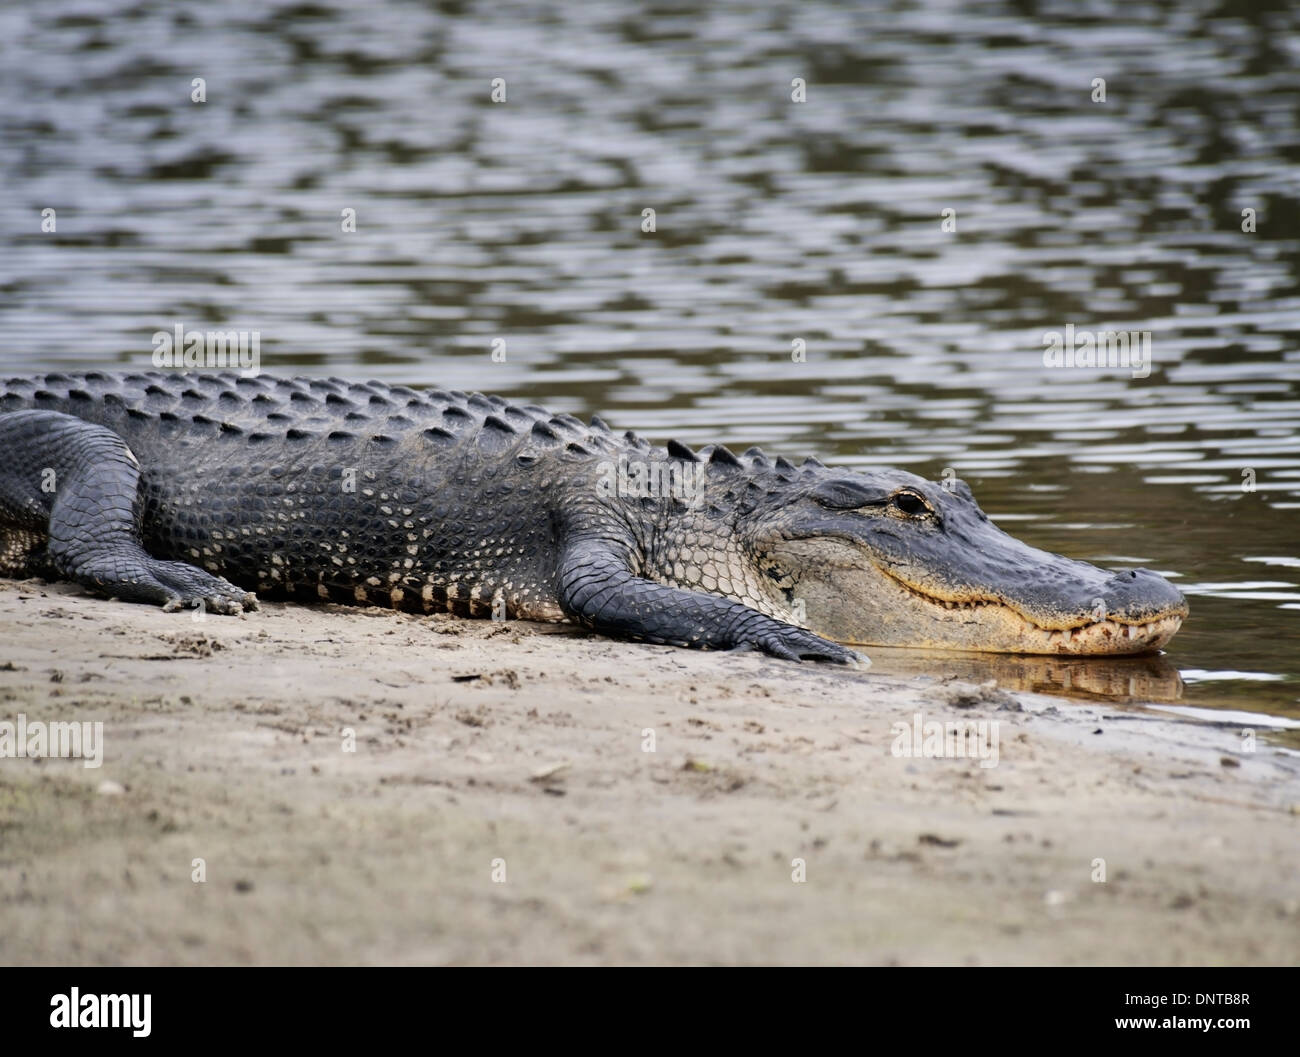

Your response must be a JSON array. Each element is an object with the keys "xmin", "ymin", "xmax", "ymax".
[
  {"xmin": 781, "ymin": 539, "xmax": 1188, "ymax": 656},
  {"xmin": 863, "ymin": 589, "xmax": 1185, "ymax": 654},
  {"xmin": 859, "ymin": 563, "xmax": 1186, "ymax": 654}
]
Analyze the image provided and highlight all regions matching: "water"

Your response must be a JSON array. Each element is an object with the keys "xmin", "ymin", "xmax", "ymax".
[{"xmin": 1, "ymin": 0, "xmax": 1297, "ymax": 728}]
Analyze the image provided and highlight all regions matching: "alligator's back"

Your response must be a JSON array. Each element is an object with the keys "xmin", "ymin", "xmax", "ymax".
[{"xmin": 0, "ymin": 371, "xmax": 619, "ymax": 617}]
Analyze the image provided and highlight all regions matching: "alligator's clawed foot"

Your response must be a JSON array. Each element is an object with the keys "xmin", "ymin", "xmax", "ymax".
[
  {"xmin": 146, "ymin": 559, "xmax": 257, "ymax": 614},
  {"xmin": 71, "ymin": 553, "xmax": 256, "ymax": 614},
  {"xmin": 751, "ymin": 625, "xmax": 868, "ymax": 666}
]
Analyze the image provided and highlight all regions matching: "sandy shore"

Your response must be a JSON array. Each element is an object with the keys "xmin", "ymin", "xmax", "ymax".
[{"xmin": 0, "ymin": 576, "xmax": 1296, "ymax": 965}]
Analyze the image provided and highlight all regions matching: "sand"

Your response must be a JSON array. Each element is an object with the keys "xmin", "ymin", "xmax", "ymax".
[{"xmin": 0, "ymin": 576, "xmax": 1296, "ymax": 965}]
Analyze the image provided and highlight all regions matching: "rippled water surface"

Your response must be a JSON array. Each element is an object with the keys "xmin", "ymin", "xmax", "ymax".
[{"xmin": 1, "ymin": 0, "xmax": 1297, "ymax": 722}]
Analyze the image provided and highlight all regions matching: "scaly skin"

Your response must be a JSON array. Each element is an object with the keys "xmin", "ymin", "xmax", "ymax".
[{"xmin": 0, "ymin": 371, "xmax": 1187, "ymax": 660}]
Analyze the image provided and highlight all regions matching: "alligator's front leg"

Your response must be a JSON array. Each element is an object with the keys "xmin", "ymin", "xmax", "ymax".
[
  {"xmin": 557, "ymin": 538, "xmax": 863, "ymax": 663},
  {"xmin": 0, "ymin": 410, "xmax": 256, "ymax": 614}
]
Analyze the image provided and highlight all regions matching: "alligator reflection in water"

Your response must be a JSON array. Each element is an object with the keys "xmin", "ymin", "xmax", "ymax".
[{"xmin": 865, "ymin": 648, "xmax": 1185, "ymax": 704}]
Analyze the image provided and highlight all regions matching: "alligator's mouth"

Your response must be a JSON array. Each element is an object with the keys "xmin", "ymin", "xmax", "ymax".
[
  {"xmin": 778, "ymin": 536, "xmax": 1188, "ymax": 656},
  {"xmin": 872, "ymin": 565, "xmax": 1185, "ymax": 655}
]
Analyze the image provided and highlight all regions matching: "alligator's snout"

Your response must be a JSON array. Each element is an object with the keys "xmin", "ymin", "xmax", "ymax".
[{"xmin": 1100, "ymin": 568, "xmax": 1188, "ymax": 622}]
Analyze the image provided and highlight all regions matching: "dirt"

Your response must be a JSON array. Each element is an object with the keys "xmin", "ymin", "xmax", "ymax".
[{"xmin": 0, "ymin": 577, "xmax": 1296, "ymax": 965}]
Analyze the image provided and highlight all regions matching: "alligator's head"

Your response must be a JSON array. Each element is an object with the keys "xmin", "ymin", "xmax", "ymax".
[{"xmin": 749, "ymin": 467, "xmax": 1187, "ymax": 655}]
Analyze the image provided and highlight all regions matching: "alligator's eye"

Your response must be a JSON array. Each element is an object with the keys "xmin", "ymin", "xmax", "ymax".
[{"xmin": 891, "ymin": 491, "xmax": 930, "ymax": 516}]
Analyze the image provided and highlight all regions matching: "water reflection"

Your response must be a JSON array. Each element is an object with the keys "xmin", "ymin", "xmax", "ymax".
[{"xmin": 868, "ymin": 647, "xmax": 1186, "ymax": 704}]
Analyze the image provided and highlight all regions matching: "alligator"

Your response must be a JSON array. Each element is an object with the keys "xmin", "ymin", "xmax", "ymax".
[{"xmin": 0, "ymin": 371, "xmax": 1187, "ymax": 662}]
